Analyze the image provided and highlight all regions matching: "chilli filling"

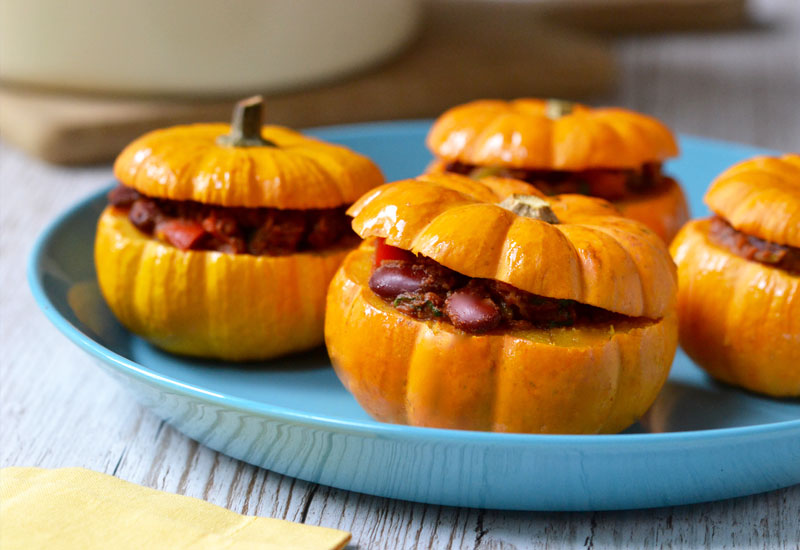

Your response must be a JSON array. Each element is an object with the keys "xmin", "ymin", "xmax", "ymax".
[
  {"xmin": 368, "ymin": 239, "xmax": 636, "ymax": 334},
  {"xmin": 444, "ymin": 161, "xmax": 666, "ymax": 201},
  {"xmin": 107, "ymin": 184, "xmax": 357, "ymax": 255},
  {"xmin": 708, "ymin": 216, "xmax": 800, "ymax": 274}
]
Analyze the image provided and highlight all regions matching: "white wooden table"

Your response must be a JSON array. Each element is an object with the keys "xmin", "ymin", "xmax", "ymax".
[{"xmin": 2, "ymin": 1, "xmax": 798, "ymax": 547}]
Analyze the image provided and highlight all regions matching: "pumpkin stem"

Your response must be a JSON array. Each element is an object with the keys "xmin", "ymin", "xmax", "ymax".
[
  {"xmin": 498, "ymin": 194, "xmax": 560, "ymax": 224},
  {"xmin": 217, "ymin": 95, "xmax": 277, "ymax": 148},
  {"xmin": 545, "ymin": 99, "xmax": 576, "ymax": 120}
]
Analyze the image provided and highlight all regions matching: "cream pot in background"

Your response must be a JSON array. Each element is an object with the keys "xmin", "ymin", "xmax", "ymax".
[{"xmin": 0, "ymin": 0, "xmax": 421, "ymax": 96}]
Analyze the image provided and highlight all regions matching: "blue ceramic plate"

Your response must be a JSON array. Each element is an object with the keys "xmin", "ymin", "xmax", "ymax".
[{"xmin": 29, "ymin": 121, "xmax": 800, "ymax": 511}]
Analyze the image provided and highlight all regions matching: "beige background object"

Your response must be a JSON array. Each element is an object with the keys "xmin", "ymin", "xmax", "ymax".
[
  {"xmin": 0, "ymin": 0, "xmax": 421, "ymax": 96},
  {"xmin": 0, "ymin": 2, "xmax": 616, "ymax": 165},
  {"xmin": 0, "ymin": 0, "xmax": 753, "ymax": 166}
]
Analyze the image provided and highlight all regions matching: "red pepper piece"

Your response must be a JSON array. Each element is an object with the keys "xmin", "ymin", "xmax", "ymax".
[
  {"xmin": 156, "ymin": 220, "xmax": 207, "ymax": 250},
  {"xmin": 374, "ymin": 238, "xmax": 416, "ymax": 267}
]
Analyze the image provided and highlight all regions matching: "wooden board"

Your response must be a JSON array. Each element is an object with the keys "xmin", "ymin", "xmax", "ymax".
[
  {"xmin": 0, "ymin": 2, "xmax": 615, "ymax": 165},
  {"xmin": 532, "ymin": 0, "xmax": 748, "ymax": 33}
]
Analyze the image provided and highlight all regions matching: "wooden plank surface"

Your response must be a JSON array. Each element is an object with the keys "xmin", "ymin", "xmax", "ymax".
[{"xmin": 2, "ymin": 0, "xmax": 798, "ymax": 548}]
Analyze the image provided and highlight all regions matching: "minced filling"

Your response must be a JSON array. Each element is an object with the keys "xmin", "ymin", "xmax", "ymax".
[
  {"xmin": 708, "ymin": 215, "xmax": 800, "ymax": 274},
  {"xmin": 444, "ymin": 162, "xmax": 664, "ymax": 201},
  {"xmin": 108, "ymin": 185, "xmax": 356, "ymax": 255},
  {"xmin": 368, "ymin": 239, "xmax": 633, "ymax": 334}
]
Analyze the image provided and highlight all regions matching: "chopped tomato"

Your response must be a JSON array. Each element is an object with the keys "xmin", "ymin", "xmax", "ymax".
[
  {"xmin": 374, "ymin": 238, "xmax": 416, "ymax": 267},
  {"xmin": 156, "ymin": 220, "xmax": 206, "ymax": 250}
]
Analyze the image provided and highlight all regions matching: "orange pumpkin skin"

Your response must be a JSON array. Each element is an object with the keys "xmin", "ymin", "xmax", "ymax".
[
  {"xmin": 670, "ymin": 155, "xmax": 800, "ymax": 396},
  {"xmin": 427, "ymin": 160, "xmax": 689, "ymax": 243},
  {"xmin": 427, "ymin": 99, "xmax": 678, "ymax": 170},
  {"xmin": 704, "ymin": 154, "xmax": 800, "ymax": 247},
  {"xmin": 325, "ymin": 241, "xmax": 678, "ymax": 434},
  {"xmin": 614, "ymin": 178, "xmax": 689, "ymax": 243},
  {"xmin": 671, "ymin": 223, "xmax": 800, "ymax": 397},
  {"xmin": 327, "ymin": 173, "xmax": 678, "ymax": 433},
  {"xmin": 114, "ymin": 124, "xmax": 384, "ymax": 209},
  {"xmin": 348, "ymin": 173, "xmax": 676, "ymax": 319},
  {"xmin": 426, "ymin": 99, "xmax": 687, "ymax": 242},
  {"xmin": 96, "ymin": 207, "xmax": 348, "ymax": 361}
]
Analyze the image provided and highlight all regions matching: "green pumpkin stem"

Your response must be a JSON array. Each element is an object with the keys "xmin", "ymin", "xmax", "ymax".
[
  {"xmin": 217, "ymin": 95, "xmax": 276, "ymax": 147},
  {"xmin": 545, "ymin": 99, "xmax": 576, "ymax": 120},
  {"xmin": 498, "ymin": 194, "xmax": 560, "ymax": 224}
]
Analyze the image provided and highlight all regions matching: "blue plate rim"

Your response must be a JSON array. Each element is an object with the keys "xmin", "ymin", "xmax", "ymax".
[{"xmin": 28, "ymin": 123, "xmax": 799, "ymax": 448}]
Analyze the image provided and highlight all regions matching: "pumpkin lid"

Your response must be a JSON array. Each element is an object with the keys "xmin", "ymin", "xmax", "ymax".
[
  {"xmin": 348, "ymin": 173, "xmax": 676, "ymax": 319},
  {"xmin": 426, "ymin": 98, "xmax": 679, "ymax": 171},
  {"xmin": 114, "ymin": 96, "xmax": 384, "ymax": 209},
  {"xmin": 704, "ymin": 154, "xmax": 800, "ymax": 248}
]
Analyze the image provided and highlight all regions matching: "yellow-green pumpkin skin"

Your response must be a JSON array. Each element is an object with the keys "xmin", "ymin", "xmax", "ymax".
[{"xmin": 95, "ymin": 206, "xmax": 349, "ymax": 361}]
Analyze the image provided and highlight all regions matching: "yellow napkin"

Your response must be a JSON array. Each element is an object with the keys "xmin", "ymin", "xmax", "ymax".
[{"xmin": 0, "ymin": 467, "xmax": 350, "ymax": 550}]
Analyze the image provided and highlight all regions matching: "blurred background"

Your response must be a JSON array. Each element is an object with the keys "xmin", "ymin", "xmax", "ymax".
[{"xmin": 0, "ymin": 0, "xmax": 797, "ymax": 164}]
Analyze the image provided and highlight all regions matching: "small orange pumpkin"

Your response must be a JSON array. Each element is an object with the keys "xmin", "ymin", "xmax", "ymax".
[
  {"xmin": 96, "ymin": 97, "xmax": 383, "ymax": 360},
  {"xmin": 114, "ymin": 103, "xmax": 382, "ymax": 210},
  {"xmin": 325, "ymin": 173, "xmax": 678, "ymax": 434},
  {"xmin": 671, "ymin": 154, "xmax": 800, "ymax": 396},
  {"xmin": 426, "ymin": 98, "xmax": 689, "ymax": 242}
]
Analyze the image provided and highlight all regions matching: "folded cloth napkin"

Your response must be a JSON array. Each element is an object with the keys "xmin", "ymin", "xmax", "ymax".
[{"xmin": 0, "ymin": 467, "xmax": 350, "ymax": 550}]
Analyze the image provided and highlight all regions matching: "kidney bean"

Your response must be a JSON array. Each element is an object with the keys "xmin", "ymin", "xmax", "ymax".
[
  {"xmin": 369, "ymin": 263, "xmax": 426, "ymax": 299},
  {"xmin": 445, "ymin": 289, "xmax": 501, "ymax": 333},
  {"xmin": 108, "ymin": 184, "xmax": 141, "ymax": 207},
  {"xmin": 248, "ymin": 212, "xmax": 306, "ymax": 255},
  {"xmin": 307, "ymin": 209, "xmax": 350, "ymax": 250},
  {"xmin": 202, "ymin": 212, "xmax": 240, "ymax": 239},
  {"xmin": 129, "ymin": 200, "xmax": 162, "ymax": 233},
  {"xmin": 112, "ymin": 187, "xmax": 353, "ymax": 255}
]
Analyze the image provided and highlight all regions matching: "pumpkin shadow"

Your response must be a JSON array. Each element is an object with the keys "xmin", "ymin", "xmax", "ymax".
[
  {"xmin": 130, "ymin": 339, "xmax": 331, "ymax": 374},
  {"xmin": 177, "ymin": 346, "xmax": 331, "ymax": 373},
  {"xmin": 65, "ymin": 278, "xmax": 331, "ymax": 373},
  {"xmin": 639, "ymin": 379, "xmax": 800, "ymax": 433}
]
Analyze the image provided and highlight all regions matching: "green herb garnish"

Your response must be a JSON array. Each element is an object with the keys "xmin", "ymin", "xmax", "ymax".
[{"xmin": 424, "ymin": 301, "xmax": 443, "ymax": 317}]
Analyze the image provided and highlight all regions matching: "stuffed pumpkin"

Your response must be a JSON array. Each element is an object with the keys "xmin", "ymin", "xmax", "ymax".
[
  {"xmin": 426, "ymin": 98, "xmax": 689, "ymax": 243},
  {"xmin": 671, "ymin": 154, "xmax": 800, "ymax": 396},
  {"xmin": 95, "ymin": 96, "xmax": 383, "ymax": 360},
  {"xmin": 325, "ymin": 173, "xmax": 678, "ymax": 434}
]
